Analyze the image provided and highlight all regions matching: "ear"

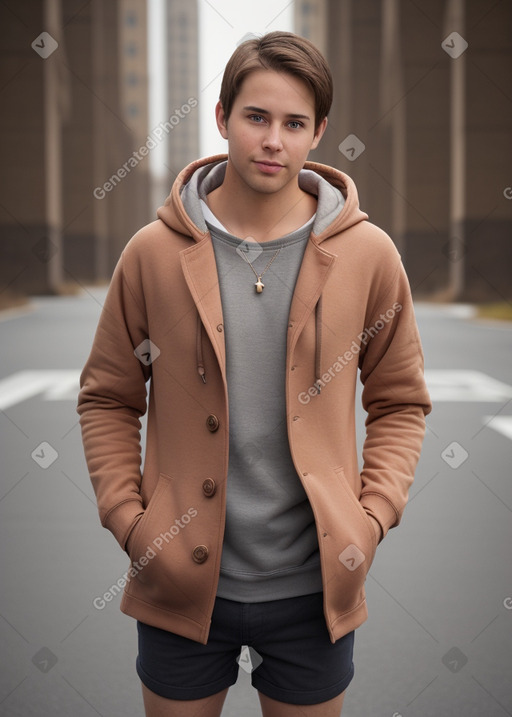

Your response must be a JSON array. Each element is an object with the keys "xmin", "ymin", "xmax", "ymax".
[
  {"xmin": 310, "ymin": 116, "xmax": 328, "ymax": 150},
  {"xmin": 215, "ymin": 101, "xmax": 229, "ymax": 140}
]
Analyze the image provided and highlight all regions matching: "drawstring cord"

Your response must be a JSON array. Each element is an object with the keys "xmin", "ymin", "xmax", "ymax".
[
  {"xmin": 196, "ymin": 313, "xmax": 206, "ymax": 383},
  {"xmin": 314, "ymin": 297, "xmax": 323, "ymax": 395}
]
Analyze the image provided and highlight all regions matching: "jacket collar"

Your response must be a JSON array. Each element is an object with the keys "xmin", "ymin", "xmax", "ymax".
[
  {"xmin": 168, "ymin": 154, "xmax": 365, "ymax": 384},
  {"xmin": 156, "ymin": 155, "xmax": 368, "ymax": 245}
]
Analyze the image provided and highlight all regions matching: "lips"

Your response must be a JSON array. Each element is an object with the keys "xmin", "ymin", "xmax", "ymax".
[{"xmin": 254, "ymin": 160, "xmax": 284, "ymax": 174}]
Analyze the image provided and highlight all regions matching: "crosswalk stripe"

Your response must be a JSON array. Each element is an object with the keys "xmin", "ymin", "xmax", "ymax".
[{"xmin": 483, "ymin": 416, "xmax": 512, "ymax": 441}]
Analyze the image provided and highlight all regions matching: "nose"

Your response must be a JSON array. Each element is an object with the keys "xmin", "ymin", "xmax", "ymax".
[{"xmin": 262, "ymin": 123, "xmax": 283, "ymax": 152}]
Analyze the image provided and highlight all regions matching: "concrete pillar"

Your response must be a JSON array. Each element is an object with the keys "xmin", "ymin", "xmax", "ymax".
[{"xmin": 445, "ymin": 0, "xmax": 466, "ymax": 300}]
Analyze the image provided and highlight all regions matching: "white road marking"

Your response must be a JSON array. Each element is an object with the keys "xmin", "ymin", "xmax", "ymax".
[
  {"xmin": 414, "ymin": 303, "xmax": 477, "ymax": 319},
  {"xmin": 483, "ymin": 416, "xmax": 512, "ymax": 441},
  {"xmin": 42, "ymin": 371, "xmax": 82, "ymax": 401},
  {"xmin": 424, "ymin": 370, "xmax": 512, "ymax": 402},
  {"xmin": 0, "ymin": 370, "xmax": 80, "ymax": 410}
]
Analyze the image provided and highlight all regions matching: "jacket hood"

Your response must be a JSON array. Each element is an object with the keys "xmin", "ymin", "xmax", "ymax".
[{"xmin": 156, "ymin": 154, "xmax": 368, "ymax": 244}]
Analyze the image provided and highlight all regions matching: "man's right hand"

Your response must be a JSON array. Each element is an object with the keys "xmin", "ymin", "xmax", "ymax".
[{"xmin": 124, "ymin": 512, "xmax": 145, "ymax": 557}]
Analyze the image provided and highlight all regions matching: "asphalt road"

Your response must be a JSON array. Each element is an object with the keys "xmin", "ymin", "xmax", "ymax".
[{"xmin": 0, "ymin": 290, "xmax": 511, "ymax": 717}]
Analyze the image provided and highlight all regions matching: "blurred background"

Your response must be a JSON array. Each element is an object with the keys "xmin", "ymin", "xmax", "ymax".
[{"xmin": 0, "ymin": 0, "xmax": 511, "ymax": 309}]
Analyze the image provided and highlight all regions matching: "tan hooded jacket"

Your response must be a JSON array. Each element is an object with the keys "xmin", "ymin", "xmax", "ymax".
[{"xmin": 77, "ymin": 155, "xmax": 432, "ymax": 644}]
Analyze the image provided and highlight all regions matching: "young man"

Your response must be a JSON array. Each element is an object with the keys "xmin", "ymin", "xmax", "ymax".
[{"xmin": 77, "ymin": 31, "xmax": 431, "ymax": 717}]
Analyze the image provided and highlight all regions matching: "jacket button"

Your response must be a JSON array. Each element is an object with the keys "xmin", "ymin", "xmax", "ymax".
[
  {"xmin": 202, "ymin": 478, "xmax": 216, "ymax": 497},
  {"xmin": 206, "ymin": 414, "xmax": 220, "ymax": 432},
  {"xmin": 192, "ymin": 545, "xmax": 209, "ymax": 563}
]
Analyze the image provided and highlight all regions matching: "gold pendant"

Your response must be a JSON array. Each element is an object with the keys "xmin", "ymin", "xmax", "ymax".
[{"xmin": 255, "ymin": 278, "xmax": 264, "ymax": 293}]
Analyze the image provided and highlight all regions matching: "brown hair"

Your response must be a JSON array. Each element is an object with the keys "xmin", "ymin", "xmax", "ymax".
[{"xmin": 219, "ymin": 31, "xmax": 333, "ymax": 131}]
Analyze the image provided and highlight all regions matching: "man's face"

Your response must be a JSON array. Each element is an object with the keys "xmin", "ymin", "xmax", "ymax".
[{"xmin": 215, "ymin": 69, "xmax": 327, "ymax": 197}]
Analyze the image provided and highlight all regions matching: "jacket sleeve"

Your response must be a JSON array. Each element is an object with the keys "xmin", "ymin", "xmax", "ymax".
[
  {"xmin": 358, "ymin": 256, "xmax": 432, "ymax": 541},
  {"xmin": 77, "ymin": 247, "xmax": 151, "ymax": 551}
]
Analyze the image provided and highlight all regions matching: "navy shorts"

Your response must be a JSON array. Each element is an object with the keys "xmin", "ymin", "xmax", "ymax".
[{"xmin": 136, "ymin": 592, "xmax": 354, "ymax": 705}]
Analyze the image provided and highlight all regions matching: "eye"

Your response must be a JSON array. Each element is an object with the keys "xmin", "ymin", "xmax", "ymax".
[
  {"xmin": 248, "ymin": 114, "xmax": 266, "ymax": 123},
  {"xmin": 288, "ymin": 121, "xmax": 304, "ymax": 130}
]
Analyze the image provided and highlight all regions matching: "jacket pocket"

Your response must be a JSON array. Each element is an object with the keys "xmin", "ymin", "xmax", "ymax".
[
  {"xmin": 124, "ymin": 473, "xmax": 203, "ymax": 614},
  {"xmin": 333, "ymin": 466, "xmax": 378, "ymax": 571},
  {"xmin": 126, "ymin": 472, "xmax": 170, "ymax": 565}
]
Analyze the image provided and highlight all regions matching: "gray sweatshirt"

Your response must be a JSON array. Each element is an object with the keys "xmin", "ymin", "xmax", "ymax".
[{"xmin": 181, "ymin": 160, "xmax": 345, "ymax": 601}]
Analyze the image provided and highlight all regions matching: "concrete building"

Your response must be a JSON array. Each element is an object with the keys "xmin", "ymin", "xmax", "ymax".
[
  {"xmin": 165, "ymin": 0, "xmax": 200, "ymax": 184},
  {"xmin": 295, "ymin": 0, "xmax": 512, "ymax": 301},
  {"xmin": 0, "ymin": 0, "xmax": 150, "ymax": 296}
]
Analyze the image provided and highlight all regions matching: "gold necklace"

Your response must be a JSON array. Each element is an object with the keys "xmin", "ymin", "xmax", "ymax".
[{"xmin": 240, "ymin": 247, "xmax": 281, "ymax": 293}]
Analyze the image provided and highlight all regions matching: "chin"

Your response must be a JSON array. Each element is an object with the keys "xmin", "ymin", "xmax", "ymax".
[
  {"xmin": 249, "ymin": 171, "xmax": 290, "ymax": 192},
  {"xmin": 249, "ymin": 181, "xmax": 286, "ymax": 195}
]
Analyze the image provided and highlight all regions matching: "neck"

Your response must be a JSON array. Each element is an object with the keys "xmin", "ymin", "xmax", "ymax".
[{"xmin": 206, "ymin": 162, "xmax": 316, "ymax": 242}]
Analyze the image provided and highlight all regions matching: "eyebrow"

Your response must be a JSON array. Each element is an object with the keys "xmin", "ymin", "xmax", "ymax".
[{"xmin": 242, "ymin": 105, "xmax": 311, "ymax": 121}]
